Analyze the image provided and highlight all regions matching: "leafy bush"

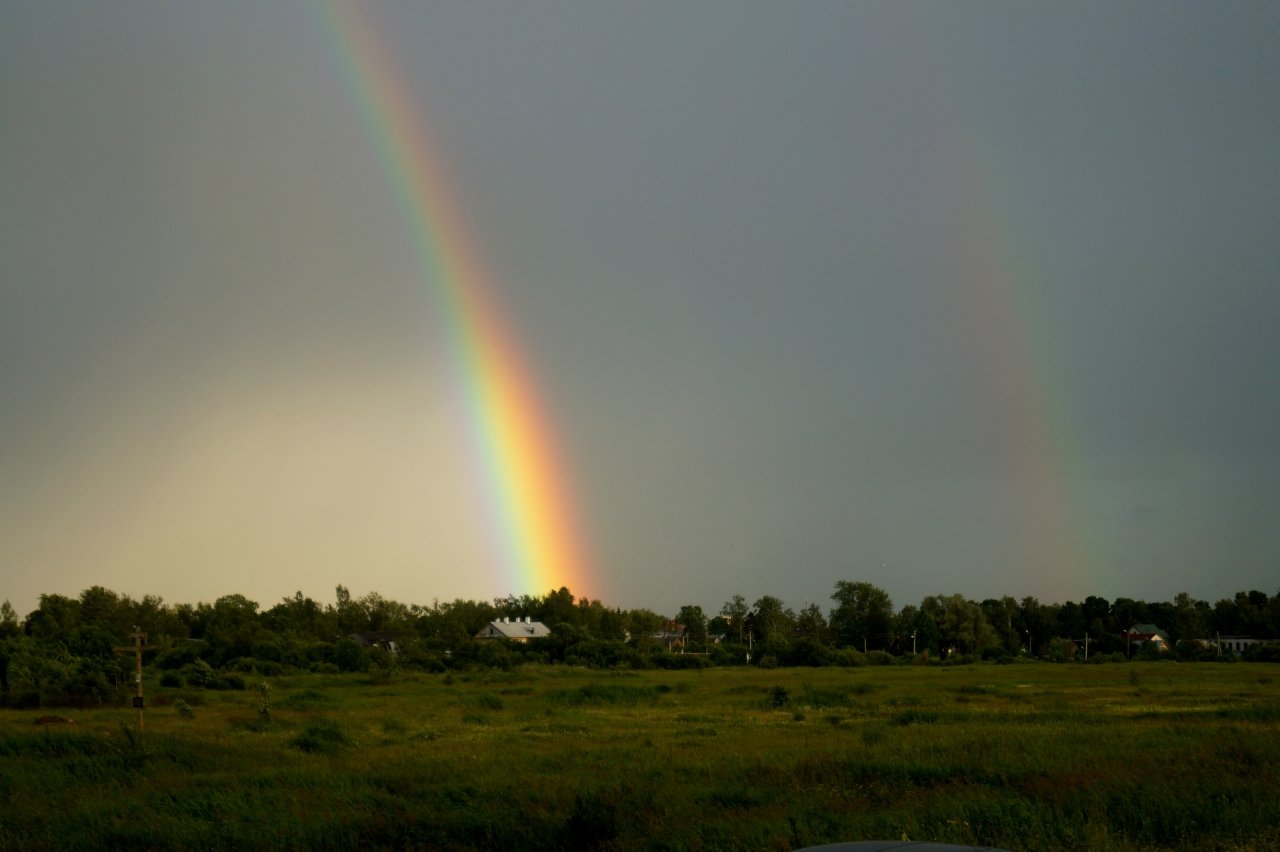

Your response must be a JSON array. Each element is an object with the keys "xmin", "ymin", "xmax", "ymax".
[
  {"xmin": 833, "ymin": 648, "xmax": 868, "ymax": 667},
  {"xmin": 290, "ymin": 720, "xmax": 348, "ymax": 753},
  {"xmin": 276, "ymin": 689, "xmax": 334, "ymax": 710},
  {"xmin": 154, "ymin": 641, "xmax": 206, "ymax": 670},
  {"xmin": 185, "ymin": 659, "xmax": 215, "ymax": 688},
  {"xmin": 331, "ymin": 638, "xmax": 371, "ymax": 673},
  {"xmin": 211, "ymin": 673, "xmax": 245, "ymax": 691},
  {"xmin": 1244, "ymin": 644, "xmax": 1280, "ymax": 664},
  {"xmin": 653, "ymin": 653, "xmax": 711, "ymax": 670},
  {"xmin": 249, "ymin": 639, "xmax": 283, "ymax": 663},
  {"xmin": 467, "ymin": 692, "xmax": 505, "ymax": 711},
  {"xmin": 563, "ymin": 639, "xmax": 645, "ymax": 668},
  {"xmin": 548, "ymin": 684, "xmax": 659, "ymax": 706},
  {"xmin": 708, "ymin": 643, "xmax": 748, "ymax": 666},
  {"xmin": 0, "ymin": 639, "xmax": 113, "ymax": 708},
  {"xmin": 783, "ymin": 638, "xmax": 836, "ymax": 667}
]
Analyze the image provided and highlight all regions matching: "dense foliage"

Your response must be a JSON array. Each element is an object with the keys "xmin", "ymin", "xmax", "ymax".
[{"xmin": 2, "ymin": 583, "xmax": 1278, "ymax": 708}]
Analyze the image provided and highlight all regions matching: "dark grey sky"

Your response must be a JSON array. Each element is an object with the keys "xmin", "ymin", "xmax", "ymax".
[{"xmin": 3, "ymin": 1, "xmax": 1277, "ymax": 618}]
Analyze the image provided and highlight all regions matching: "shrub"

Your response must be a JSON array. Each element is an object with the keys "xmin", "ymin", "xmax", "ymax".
[
  {"xmin": 160, "ymin": 672, "xmax": 183, "ymax": 688},
  {"xmin": 331, "ymin": 639, "xmax": 371, "ymax": 673},
  {"xmin": 290, "ymin": 720, "xmax": 348, "ymax": 753},
  {"xmin": 153, "ymin": 641, "xmax": 205, "ymax": 671},
  {"xmin": 833, "ymin": 649, "xmax": 867, "ymax": 667},
  {"xmin": 212, "ymin": 673, "xmax": 245, "ymax": 691},
  {"xmin": 709, "ymin": 643, "xmax": 748, "ymax": 666},
  {"xmin": 185, "ymin": 659, "xmax": 215, "ymax": 688},
  {"xmin": 468, "ymin": 692, "xmax": 505, "ymax": 711},
  {"xmin": 249, "ymin": 639, "xmax": 283, "ymax": 663},
  {"xmin": 2, "ymin": 643, "xmax": 114, "ymax": 708},
  {"xmin": 653, "ymin": 653, "xmax": 711, "ymax": 670},
  {"xmin": 1244, "ymin": 644, "xmax": 1280, "ymax": 664},
  {"xmin": 783, "ymin": 638, "xmax": 836, "ymax": 667},
  {"xmin": 548, "ymin": 684, "xmax": 657, "ymax": 707}
]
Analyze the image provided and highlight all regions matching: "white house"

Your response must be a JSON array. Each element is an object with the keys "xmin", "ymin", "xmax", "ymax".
[
  {"xmin": 475, "ymin": 617, "xmax": 551, "ymax": 643},
  {"xmin": 1218, "ymin": 635, "xmax": 1261, "ymax": 655}
]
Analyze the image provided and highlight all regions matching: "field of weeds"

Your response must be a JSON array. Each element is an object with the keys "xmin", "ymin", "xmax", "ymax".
[{"xmin": 1, "ymin": 662, "xmax": 1277, "ymax": 850}]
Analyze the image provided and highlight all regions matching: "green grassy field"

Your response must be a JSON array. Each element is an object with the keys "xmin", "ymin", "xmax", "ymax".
[{"xmin": 2, "ymin": 662, "xmax": 1277, "ymax": 850}]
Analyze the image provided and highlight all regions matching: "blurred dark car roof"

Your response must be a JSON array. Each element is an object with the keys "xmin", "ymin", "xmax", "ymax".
[{"xmin": 796, "ymin": 843, "xmax": 1011, "ymax": 852}]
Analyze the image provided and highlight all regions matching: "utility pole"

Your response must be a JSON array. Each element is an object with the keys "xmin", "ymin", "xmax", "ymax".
[{"xmin": 114, "ymin": 627, "xmax": 161, "ymax": 734}]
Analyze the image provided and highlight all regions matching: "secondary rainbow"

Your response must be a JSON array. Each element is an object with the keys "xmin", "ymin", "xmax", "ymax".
[
  {"xmin": 318, "ymin": 2, "xmax": 592, "ymax": 598},
  {"xmin": 929, "ymin": 104, "xmax": 1091, "ymax": 602}
]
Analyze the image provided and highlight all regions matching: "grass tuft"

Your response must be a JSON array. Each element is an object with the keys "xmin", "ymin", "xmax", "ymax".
[{"xmin": 290, "ymin": 720, "xmax": 348, "ymax": 753}]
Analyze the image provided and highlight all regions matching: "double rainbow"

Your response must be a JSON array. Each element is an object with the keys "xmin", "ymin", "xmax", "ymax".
[{"xmin": 319, "ymin": 3, "xmax": 591, "ymax": 599}]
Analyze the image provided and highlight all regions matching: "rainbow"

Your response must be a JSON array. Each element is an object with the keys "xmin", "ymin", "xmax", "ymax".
[
  {"xmin": 929, "ymin": 107, "xmax": 1089, "ymax": 602},
  {"xmin": 317, "ymin": 2, "xmax": 592, "ymax": 599}
]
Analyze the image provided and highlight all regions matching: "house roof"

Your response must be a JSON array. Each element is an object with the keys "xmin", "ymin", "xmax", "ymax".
[
  {"xmin": 476, "ymin": 618, "xmax": 551, "ymax": 639},
  {"xmin": 349, "ymin": 631, "xmax": 400, "ymax": 645},
  {"xmin": 1127, "ymin": 624, "xmax": 1168, "ymax": 638}
]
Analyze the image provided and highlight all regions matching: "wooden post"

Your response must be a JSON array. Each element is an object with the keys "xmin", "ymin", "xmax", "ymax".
[{"xmin": 114, "ymin": 626, "xmax": 160, "ymax": 734}]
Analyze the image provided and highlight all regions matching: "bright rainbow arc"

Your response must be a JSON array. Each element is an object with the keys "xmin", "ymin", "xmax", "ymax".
[{"xmin": 319, "ymin": 2, "xmax": 592, "ymax": 599}]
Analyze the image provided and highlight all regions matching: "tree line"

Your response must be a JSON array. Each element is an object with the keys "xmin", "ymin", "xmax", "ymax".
[{"xmin": 2, "ymin": 583, "xmax": 1278, "ymax": 708}]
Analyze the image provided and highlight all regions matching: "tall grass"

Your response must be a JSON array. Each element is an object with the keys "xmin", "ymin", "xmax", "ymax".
[{"xmin": 1, "ymin": 663, "xmax": 1277, "ymax": 850}]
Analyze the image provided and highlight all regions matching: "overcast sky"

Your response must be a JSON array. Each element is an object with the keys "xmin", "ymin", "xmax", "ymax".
[{"xmin": 3, "ymin": 1, "xmax": 1278, "ymax": 620}]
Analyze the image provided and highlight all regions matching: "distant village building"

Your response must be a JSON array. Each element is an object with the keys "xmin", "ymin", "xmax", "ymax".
[
  {"xmin": 1218, "ymin": 635, "xmax": 1261, "ymax": 655},
  {"xmin": 348, "ymin": 632, "xmax": 400, "ymax": 655},
  {"xmin": 1123, "ymin": 624, "xmax": 1170, "ymax": 653},
  {"xmin": 653, "ymin": 621, "xmax": 687, "ymax": 652},
  {"xmin": 475, "ymin": 617, "xmax": 551, "ymax": 643}
]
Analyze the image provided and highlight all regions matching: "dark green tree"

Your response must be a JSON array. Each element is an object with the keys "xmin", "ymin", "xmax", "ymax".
[
  {"xmin": 720, "ymin": 595, "xmax": 748, "ymax": 643},
  {"xmin": 829, "ymin": 581, "xmax": 893, "ymax": 651},
  {"xmin": 0, "ymin": 601, "xmax": 20, "ymax": 639},
  {"xmin": 538, "ymin": 587, "xmax": 578, "ymax": 628},
  {"xmin": 796, "ymin": 602, "xmax": 828, "ymax": 644},
  {"xmin": 675, "ymin": 605, "xmax": 708, "ymax": 651},
  {"xmin": 25, "ymin": 594, "xmax": 80, "ymax": 638},
  {"xmin": 980, "ymin": 596, "xmax": 1021, "ymax": 655},
  {"xmin": 923, "ymin": 594, "xmax": 999, "ymax": 657},
  {"xmin": 748, "ymin": 596, "xmax": 794, "ymax": 645}
]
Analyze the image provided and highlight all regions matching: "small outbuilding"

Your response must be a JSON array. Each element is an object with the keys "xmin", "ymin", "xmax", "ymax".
[{"xmin": 475, "ymin": 617, "xmax": 551, "ymax": 643}]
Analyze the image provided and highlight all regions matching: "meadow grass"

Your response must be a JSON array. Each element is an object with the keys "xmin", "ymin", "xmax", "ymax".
[{"xmin": 1, "ymin": 662, "xmax": 1277, "ymax": 850}]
